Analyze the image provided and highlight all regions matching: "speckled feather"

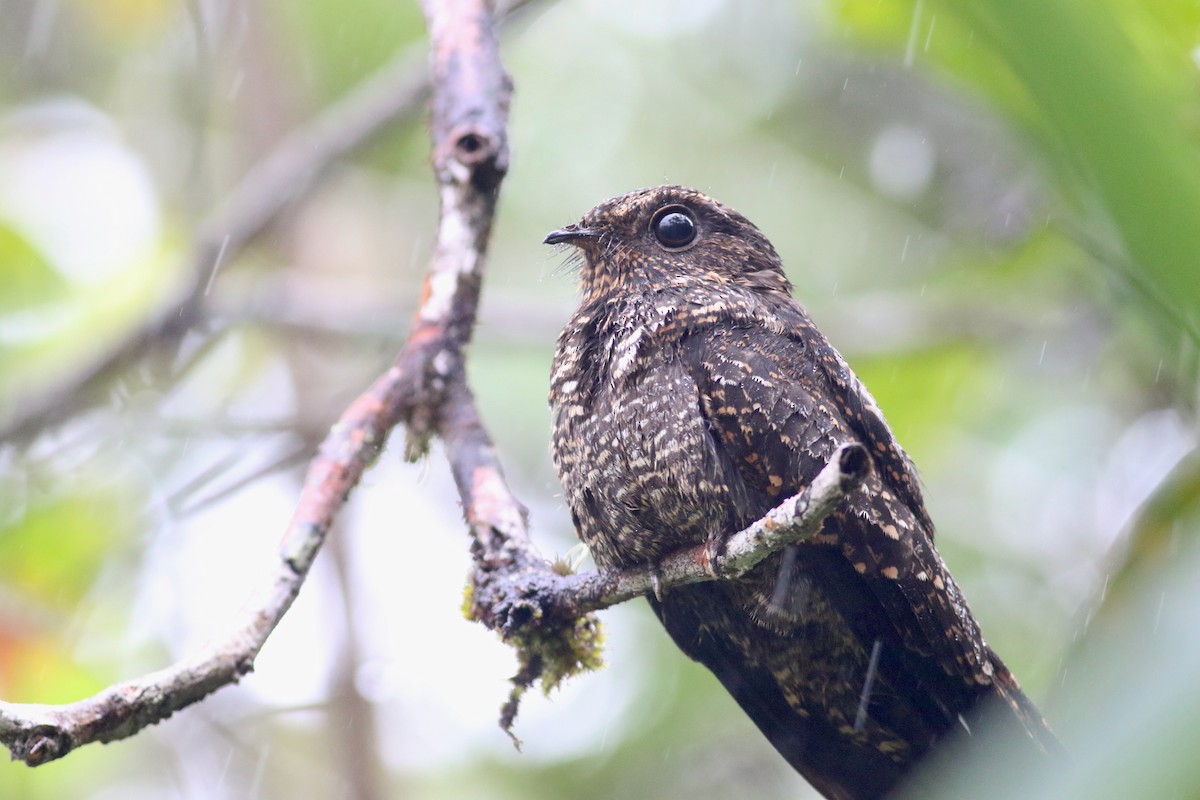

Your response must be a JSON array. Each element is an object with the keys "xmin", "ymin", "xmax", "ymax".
[{"xmin": 547, "ymin": 186, "xmax": 1055, "ymax": 800}]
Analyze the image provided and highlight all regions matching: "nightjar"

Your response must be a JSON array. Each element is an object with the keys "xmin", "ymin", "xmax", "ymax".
[{"xmin": 545, "ymin": 185, "xmax": 1056, "ymax": 800}]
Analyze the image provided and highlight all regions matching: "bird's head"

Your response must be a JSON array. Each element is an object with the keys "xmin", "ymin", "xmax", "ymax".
[{"xmin": 544, "ymin": 185, "xmax": 791, "ymax": 302}]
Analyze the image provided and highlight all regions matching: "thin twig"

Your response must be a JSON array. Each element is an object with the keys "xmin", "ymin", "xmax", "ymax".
[
  {"xmin": 0, "ymin": 359, "xmax": 393, "ymax": 764},
  {"xmin": 327, "ymin": 522, "xmax": 387, "ymax": 800},
  {"xmin": 0, "ymin": 46, "xmax": 424, "ymax": 441},
  {"xmin": 461, "ymin": 443, "xmax": 870, "ymax": 642},
  {"xmin": 0, "ymin": 0, "xmax": 536, "ymax": 444}
]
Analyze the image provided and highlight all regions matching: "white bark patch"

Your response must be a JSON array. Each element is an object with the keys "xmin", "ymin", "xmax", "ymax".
[{"xmin": 420, "ymin": 184, "xmax": 477, "ymax": 322}]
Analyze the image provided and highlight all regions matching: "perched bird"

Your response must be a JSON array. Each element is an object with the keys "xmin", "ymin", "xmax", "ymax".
[{"xmin": 545, "ymin": 186, "xmax": 1056, "ymax": 800}]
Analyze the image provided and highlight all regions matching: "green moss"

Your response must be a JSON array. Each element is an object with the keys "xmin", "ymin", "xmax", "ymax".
[{"xmin": 499, "ymin": 610, "xmax": 605, "ymax": 743}]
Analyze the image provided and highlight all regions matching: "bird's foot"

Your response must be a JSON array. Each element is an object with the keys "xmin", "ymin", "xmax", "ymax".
[
  {"xmin": 649, "ymin": 569, "xmax": 665, "ymax": 603},
  {"xmin": 703, "ymin": 532, "xmax": 727, "ymax": 577}
]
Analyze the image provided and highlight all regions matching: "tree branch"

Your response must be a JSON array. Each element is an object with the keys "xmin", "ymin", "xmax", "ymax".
[
  {"xmin": 0, "ymin": 0, "xmax": 517, "ymax": 766},
  {"xmin": 459, "ymin": 442, "xmax": 870, "ymax": 738},
  {"xmin": 565, "ymin": 442, "xmax": 871, "ymax": 614}
]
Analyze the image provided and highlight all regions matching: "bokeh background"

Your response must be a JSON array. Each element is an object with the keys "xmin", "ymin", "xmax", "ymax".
[{"xmin": 3, "ymin": 1, "xmax": 1200, "ymax": 798}]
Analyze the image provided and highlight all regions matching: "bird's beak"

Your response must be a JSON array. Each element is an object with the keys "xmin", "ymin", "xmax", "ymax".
[{"xmin": 543, "ymin": 224, "xmax": 598, "ymax": 245}]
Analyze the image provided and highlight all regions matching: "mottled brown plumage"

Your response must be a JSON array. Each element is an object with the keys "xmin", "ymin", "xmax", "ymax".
[{"xmin": 545, "ymin": 186, "xmax": 1056, "ymax": 800}]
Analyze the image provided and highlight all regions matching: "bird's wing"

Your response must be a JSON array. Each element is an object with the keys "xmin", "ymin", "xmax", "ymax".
[{"xmin": 675, "ymin": 318, "xmax": 997, "ymax": 700}]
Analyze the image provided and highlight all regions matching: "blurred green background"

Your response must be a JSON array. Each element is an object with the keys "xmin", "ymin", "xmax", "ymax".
[{"xmin": 2, "ymin": 0, "xmax": 1199, "ymax": 798}]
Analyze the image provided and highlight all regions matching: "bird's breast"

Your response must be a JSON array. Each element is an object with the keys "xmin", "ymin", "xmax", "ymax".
[{"xmin": 551, "ymin": 331, "xmax": 737, "ymax": 570}]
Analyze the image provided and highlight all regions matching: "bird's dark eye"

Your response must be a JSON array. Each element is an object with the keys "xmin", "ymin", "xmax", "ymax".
[{"xmin": 650, "ymin": 205, "xmax": 698, "ymax": 250}]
